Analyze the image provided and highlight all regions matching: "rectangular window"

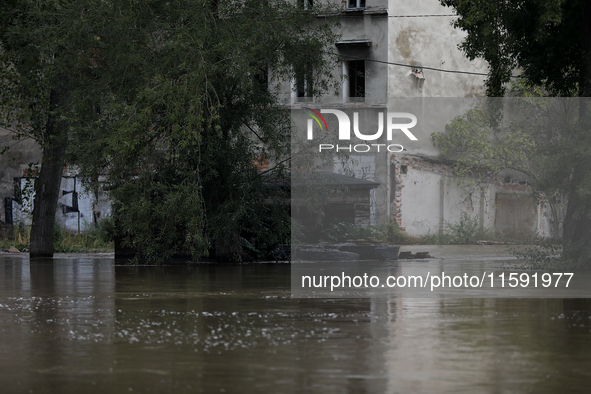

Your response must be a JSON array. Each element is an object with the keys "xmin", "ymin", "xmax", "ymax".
[
  {"xmin": 347, "ymin": 60, "xmax": 365, "ymax": 98},
  {"xmin": 296, "ymin": 63, "xmax": 314, "ymax": 98},
  {"xmin": 347, "ymin": 0, "xmax": 366, "ymax": 10}
]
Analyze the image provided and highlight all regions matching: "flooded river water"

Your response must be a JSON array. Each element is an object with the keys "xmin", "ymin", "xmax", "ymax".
[{"xmin": 1, "ymin": 246, "xmax": 591, "ymax": 393}]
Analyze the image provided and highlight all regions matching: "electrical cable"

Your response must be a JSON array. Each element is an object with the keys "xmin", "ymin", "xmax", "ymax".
[
  {"xmin": 326, "ymin": 51, "xmax": 497, "ymax": 78},
  {"xmin": 337, "ymin": 14, "xmax": 457, "ymax": 18}
]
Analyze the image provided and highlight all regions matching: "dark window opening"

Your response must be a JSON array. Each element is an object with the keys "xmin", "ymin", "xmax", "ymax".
[
  {"xmin": 347, "ymin": 0, "xmax": 366, "ymax": 9},
  {"xmin": 401, "ymin": 165, "xmax": 408, "ymax": 175},
  {"xmin": 348, "ymin": 60, "xmax": 365, "ymax": 98},
  {"xmin": 296, "ymin": 63, "xmax": 314, "ymax": 97},
  {"xmin": 298, "ymin": 0, "xmax": 313, "ymax": 9}
]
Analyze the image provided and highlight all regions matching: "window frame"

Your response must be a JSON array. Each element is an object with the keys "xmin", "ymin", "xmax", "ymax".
[{"xmin": 347, "ymin": 0, "xmax": 366, "ymax": 11}]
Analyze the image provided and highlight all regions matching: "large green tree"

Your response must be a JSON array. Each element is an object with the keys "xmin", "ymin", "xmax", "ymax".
[
  {"xmin": 1, "ymin": 0, "xmax": 339, "ymax": 261},
  {"xmin": 438, "ymin": 0, "xmax": 591, "ymax": 265},
  {"xmin": 66, "ymin": 0, "xmax": 339, "ymax": 261}
]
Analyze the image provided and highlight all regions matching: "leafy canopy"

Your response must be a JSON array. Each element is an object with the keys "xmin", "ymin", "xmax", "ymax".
[
  {"xmin": 440, "ymin": 0, "xmax": 581, "ymax": 96},
  {"xmin": 61, "ymin": 0, "xmax": 341, "ymax": 261}
]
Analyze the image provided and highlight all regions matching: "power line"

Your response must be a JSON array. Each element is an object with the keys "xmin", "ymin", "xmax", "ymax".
[
  {"xmin": 330, "ymin": 52, "xmax": 575, "ymax": 82},
  {"xmin": 317, "ymin": 12, "xmax": 457, "ymax": 18},
  {"xmin": 387, "ymin": 14, "xmax": 457, "ymax": 18},
  {"xmin": 340, "ymin": 14, "xmax": 457, "ymax": 18},
  {"xmin": 328, "ymin": 52, "xmax": 496, "ymax": 77}
]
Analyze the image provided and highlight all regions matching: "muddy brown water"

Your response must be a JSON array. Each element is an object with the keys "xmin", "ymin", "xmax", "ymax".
[{"xmin": 1, "ymin": 246, "xmax": 591, "ymax": 393}]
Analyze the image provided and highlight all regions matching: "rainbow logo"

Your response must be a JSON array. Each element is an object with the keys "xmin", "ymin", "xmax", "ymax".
[{"xmin": 303, "ymin": 107, "xmax": 328, "ymax": 132}]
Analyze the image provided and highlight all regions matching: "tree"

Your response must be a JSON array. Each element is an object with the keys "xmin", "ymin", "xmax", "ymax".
[
  {"xmin": 1, "ymin": 0, "xmax": 339, "ymax": 261},
  {"xmin": 0, "ymin": 1, "xmax": 97, "ymax": 257},
  {"xmin": 61, "ymin": 0, "xmax": 340, "ymax": 261},
  {"xmin": 438, "ymin": 0, "xmax": 591, "ymax": 265}
]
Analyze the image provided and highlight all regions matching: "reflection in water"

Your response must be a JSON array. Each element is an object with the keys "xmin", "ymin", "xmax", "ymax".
[{"xmin": 0, "ymin": 253, "xmax": 590, "ymax": 393}]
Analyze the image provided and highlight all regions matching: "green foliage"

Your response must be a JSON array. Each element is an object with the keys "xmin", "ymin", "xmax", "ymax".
[
  {"xmin": 0, "ymin": 1, "xmax": 93, "ymax": 142},
  {"xmin": 444, "ymin": 212, "xmax": 481, "ymax": 244},
  {"xmin": 113, "ymin": 178, "xmax": 208, "ymax": 261},
  {"xmin": 0, "ymin": 220, "xmax": 114, "ymax": 252},
  {"xmin": 65, "ymin": 0, "xmax": 341, "ymax": 262},
  {"xmin": 440, "ymin": 0, "xmax": 591, "ymax": 266},
  {"xmin": 55, "ymin": 221, "xmax": 112, "ymax": 252},
  {"xmin": 53, "ymin": 224, "xmax": 113, "ymax": 253},
  {"xmin": 2, "ymin": 0, "xmax": 341, "ymax": 261},
  {"xmin": 511, "ymin": 239, "xmax": 567, "ymax": 269},
  {"xmin": 1, "ymin": 1, "xmax": 108, "ymax": 256},
  {"xmin": 431, "ymin": 98, "xmax": 591, "ymax": 263},
  {"xmin": 92, "ymin": 216, "xmax": 116, "ymax": 245},
  {"xmin": 433, "ymin": 98, "xmax": 580, "ymax": 241},
  {"xmin": 510, "ymin": 237, "xmax": 591, "ymax": 271},
  {"xmin": 440, "ymin": 0, "xmax": 581, "ymax": 96},
  {"xmin": 0, "ymin": 223, "xmax": 31, "ymax": 251},
  {"xmin": 320, "ymin": 222, "xmax": 384, "ymax": 243},
  {"xmin": 432, "ymin": 100, "xmax": 555, "ymax": 191},
  {"xmin": 318, "ymin": 218, "xmax": 511, "ymax": 246}
]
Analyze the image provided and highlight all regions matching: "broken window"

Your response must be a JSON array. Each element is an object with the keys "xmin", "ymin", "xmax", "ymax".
[
  {"xmin": 347, "ymin": 60, "xmax": 365, "ymax": 98},
  {"xmin": 347, "ymin": 0, "xmax": 366, "ymax": 10}
]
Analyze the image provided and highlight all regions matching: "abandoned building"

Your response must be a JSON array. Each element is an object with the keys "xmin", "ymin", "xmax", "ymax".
[{"xmin": 286, "ymin": 0, "xmax": 558, "ymax": 240}]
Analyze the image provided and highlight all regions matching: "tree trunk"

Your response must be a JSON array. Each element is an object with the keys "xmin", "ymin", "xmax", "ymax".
[
  {"xmin": 29, "ymin": 77, "xmax": 69, "ymax": 259},
  {"xmin": 562, "ymin": 0, "xmax": 591, "ymax": 264}
]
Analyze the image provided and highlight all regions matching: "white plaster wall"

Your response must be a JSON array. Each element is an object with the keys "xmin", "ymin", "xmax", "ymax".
[
  {"xmin": 0, "ymin": 128, "xmax": 42, "ymax": 222},
  {"xmin": 441, "ymin": 176, "xmax": 475, "ymax": 223},
  {"xmin": 481, "ymin": 184, "xmax": 497, "ymax": 230},
  {"xmin": 55, "ymin": 177, "xmax": 94, "ymax": 233},
  {"xmin": 275, "ymin": 1, "xmax": 390, "ymax": 102},
  {"xmin": 387, "ymin": 0, "xmax": 487, "ymax": 97},
  {"xmin": 13, "ymin": 176, "xmax": 112, "ymax": 233},
  {"xmin": 334, "ymin": 154, "xmax": 377, "ymax": 180},
  {"xmin": 13, "ymin": 178, "xmax": 34, "ymax": 226},
  {"xmin": 399, "ymin": 168, "xmax": 441, "ymax": 235},
  {"xmin": 399, "ymin": 166, "xmax": 499, "ymax": 237},
  {"xmin": 440, "ymin": 177, "xmax": 495, "ymax": 232},
  {"xmin": 334, "ymin": 153, "xmax": 382, "ymax": 225}
]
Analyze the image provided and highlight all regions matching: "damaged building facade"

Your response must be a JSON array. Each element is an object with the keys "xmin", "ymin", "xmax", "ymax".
[{"xmin": 287, "ymin": 0, "xmax": 559, "ymax": 240}]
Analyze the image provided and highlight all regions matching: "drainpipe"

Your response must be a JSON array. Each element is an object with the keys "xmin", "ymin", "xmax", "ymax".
[{"xmin": 386, "ymin": 152, "xmax": 391, "ymax": 223}]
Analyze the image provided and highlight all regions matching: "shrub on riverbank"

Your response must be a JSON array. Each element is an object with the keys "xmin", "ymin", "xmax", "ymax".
[
  {"xmin": 318, "ymin": 214, "xmax": 534, "ymax": 246},
  {"xmin": 1, "ymin": 219, "xmax": 114, "ymax": 253}
]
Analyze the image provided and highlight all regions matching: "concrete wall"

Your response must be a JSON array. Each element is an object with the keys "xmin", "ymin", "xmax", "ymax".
[
  {"xmin": 11, "ymin": 175, "xmax": 112, "ymax": 233},
  {"xmin": 0, "ymin": 127, "xmax": 42, "ymax": 223},
  {"xmin": 494, "ymin": 193, "xmax": 537, "ymax": 237},
  {"xmin": 391, "ymin": 154, "xmax": 551, "ymax": 239},
  {"xmin": 387, "ymin": 0, "xmax": 487, "ymax": 97}
]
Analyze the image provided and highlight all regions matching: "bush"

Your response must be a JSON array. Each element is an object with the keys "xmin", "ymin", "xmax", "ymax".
[
  {"xmin": 445, "ymin": 212, "xmax": 481, "ymax": 244},
  {"xmin": 320, "ymin": 222, "xmax": 384, "ymax": 243},
  {"xmin": 53, "ymin": 218, "xmax": 114, "ymax": 253},
  {"xmin": 0, "ymin": 223, "xmax": 30, "ymax": 251}
]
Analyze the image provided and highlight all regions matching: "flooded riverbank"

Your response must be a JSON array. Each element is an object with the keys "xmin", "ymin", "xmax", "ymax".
[{"xmin": 1, "ymin": 246, "xmax": 590, "ymax": 393}]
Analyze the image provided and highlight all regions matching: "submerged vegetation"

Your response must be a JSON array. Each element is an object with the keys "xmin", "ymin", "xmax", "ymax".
[
  {"xmin": 318, "ymin": 213, "xmax": 534, "ymax": 246},
  {"xmin": 1, "ymin": 219, "xmax": 114, "ymax": 253}
]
